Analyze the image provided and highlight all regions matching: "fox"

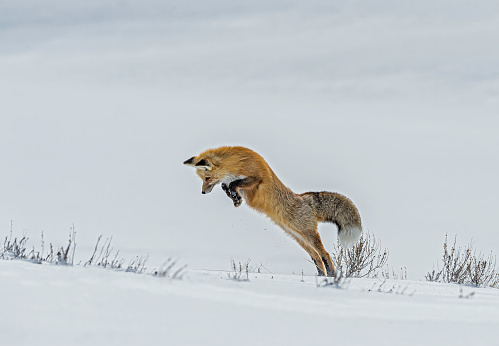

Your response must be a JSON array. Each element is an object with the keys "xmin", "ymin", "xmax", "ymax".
[{"xmin": 183, "ymin": 146, "xmax": 362, "ymax": 277}]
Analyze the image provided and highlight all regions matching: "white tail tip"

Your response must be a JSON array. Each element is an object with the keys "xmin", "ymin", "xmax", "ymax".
[{"xmin": 338, "ymin": 226, "xmax": 362, "ymax": 248}]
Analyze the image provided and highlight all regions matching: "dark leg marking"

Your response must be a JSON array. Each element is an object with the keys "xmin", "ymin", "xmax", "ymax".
[
  {"xmin": 312, "ymin": 257, "xmax": 326, "ymax": 276},
  {"xmin": 323, "ymin": 257, "xmax": 336, "ymax": 277}
]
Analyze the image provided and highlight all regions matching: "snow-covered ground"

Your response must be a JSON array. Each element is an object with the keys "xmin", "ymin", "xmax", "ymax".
[{"xmin": 1, "ymin": 260, "xmax": 498, "ymax": 345}]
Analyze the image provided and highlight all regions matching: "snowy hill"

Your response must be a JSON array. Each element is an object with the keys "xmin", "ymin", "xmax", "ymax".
[{"xmin": 2, "ymin": 260, "xmax": 498, "ymax": 345}]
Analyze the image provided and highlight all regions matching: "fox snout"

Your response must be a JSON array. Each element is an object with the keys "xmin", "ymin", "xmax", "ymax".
[{"xmin": 202, "ymin": 180, "xmax": 217, "ymax": 194}]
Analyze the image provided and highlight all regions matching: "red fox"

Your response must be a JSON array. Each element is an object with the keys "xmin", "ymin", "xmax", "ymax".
[{"xmin": 184, "ymin": 146, "xmax": 362, "ymax": 277}]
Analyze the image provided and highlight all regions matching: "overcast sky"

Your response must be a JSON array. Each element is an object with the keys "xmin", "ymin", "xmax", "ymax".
[{"xmin": 1, "ymin": 0, "xmax": 498, "ymax": 278}]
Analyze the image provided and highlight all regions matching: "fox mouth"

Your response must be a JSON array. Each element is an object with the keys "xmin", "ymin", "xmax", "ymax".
[{"xmin": 202, "ymin": 182, "xmax": 217, "ymax": 194}]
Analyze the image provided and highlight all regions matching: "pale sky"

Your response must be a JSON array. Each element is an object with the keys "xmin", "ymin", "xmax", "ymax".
[{"xmin": 1, "ymin": 0, "xmax": 498, "ymax": 278}]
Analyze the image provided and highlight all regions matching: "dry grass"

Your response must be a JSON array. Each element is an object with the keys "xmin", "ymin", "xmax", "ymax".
[
  {"xmin": 228, "ymin": 258, "xmax": 251, "ymax": 281},
  {"xmin": 1, "ymin": 223, "xmax": 186, "ymax": 280},
  {"xmin": 426, "ymin": 234, "xmax": 499, "ymax": 288},
  {"xmin": 152, "ymin": 258, "xmax": 188, "ymax": 279},
  {"xmin": 1, "ymin": 227, "xmax": 76, "ymax": 265},
  {"xmin": 331, "ymin": 229, "xmax": 389, "ymax": 278}
]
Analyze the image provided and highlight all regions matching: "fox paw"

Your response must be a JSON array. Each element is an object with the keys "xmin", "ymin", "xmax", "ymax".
[
  {"xmin": 233, "ymin": 197, "xmax": 242, "ymax": 207},
  {"xmin": 222, "ymin": 183, "xmax": 242, "ymax": 207},
  {"xmin": 230, "ymin": 191, "xmax": 242, "ymax": 207}
]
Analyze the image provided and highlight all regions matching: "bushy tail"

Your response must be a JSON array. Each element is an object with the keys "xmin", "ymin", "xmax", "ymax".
[
  {"xmin": 301, "ymin": 191, "xmax": 362, "ymax": 248},
  {"xmin": 337, "ymin": 225, "xmax": 362, "ymax": 248}
]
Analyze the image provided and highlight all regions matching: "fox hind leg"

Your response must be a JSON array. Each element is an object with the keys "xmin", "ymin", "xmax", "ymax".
[
  {"xmin": 284, "ymin": 226, "xmax": 328, "ymax": 276},
  {"xmin": 285, "ymin": 212, "xmax": 337, "ymax": 277},
  {"xmin": 302, "ymin": 241, "xmax": 328, "ymax": 276},
  {"xmin": 308, "ymin": 235, "xmax": 336, "ymax": 277},
  {"xmin": 287, "ymin": 222, "xmax": 336, "ymax": 277}
]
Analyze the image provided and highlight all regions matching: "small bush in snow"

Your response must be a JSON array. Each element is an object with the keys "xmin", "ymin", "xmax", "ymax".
[
  {"xmin": 228, "ymin": 258, "xmax": 250, "ymax": 281},
  {"xmin": 331, "ymin": 229, "xmax": 389, "ymax": 278},
  {"xmin": 381, "ymin": 266, "xmax": 408, "ymax": 280},
  {"xmin": 2, "ymin": 234, "xmax": 29, "ymax": 260},
  {"xmin": 85, "ymin": 235, "xmax": 126, "ymax": 270},
  {"xmin": 126, "ymin": 255, "xmax": 149, "ymax": 274},
  {"xmin": 56, "ymin": 229, "xmax": 77, "ymax": 265},
  {"xmin": 152, "ymin": 258, "xmax": 188, "ymax": 279},
  {"xmin": 84, "ymin": 235, "xmax": 152, "ymax": 274},
  {"xmin": 2, "ymin": 224, "xmax": 186, "ymax": 280},
  {"xmin": 426, "ymin": 234, "xmax": 499, "ymax": 288},
  {"xmin": 1, "ymin": 225, "xmax": 76, "ymax": 266}
]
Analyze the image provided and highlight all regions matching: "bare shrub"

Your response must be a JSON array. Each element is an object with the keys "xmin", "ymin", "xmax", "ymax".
[
  {"xmin": 426, "ymin": 234, "xmax": 499, "ymax": 287},
  {"xmin": 56, "ymin": 229, "xmax": 77, "ymax": 265},
  {"xmin": 152, "ymin": 258, "xmax": 188, "ymax": 279},
  {"xmin": 425, "ymin": 268, "xmax": 441, "ymax": 282},
  {"xmin": 251, "ymin": 261, "xmax": 271, "ymax": 274},
  {"xmin": 1, "ymin": 225, "xmax": 76, "ymax": 266},
  {"xmin": 467, "ymin": 251, "xmax": 498, "ymax": 287},
  {"xmin": 83, "ymin": 235, "xmax": 189, "ymax": 278},
  {"xmin": 228, "ymin": 258, "xmax": 250, "ymax": 281},
  {"xmin": 85, "ymin": 235, "xmax": 125, "ymax": 269},
  {"xmin": 26, "ymin": 232, "xmax": 47, "ymax": 264},
  {"xmin": 85, "ymin": 235, "xmax": 104, "ymax": 266},
  {"xmin": 1, "ymin": 221, "xmax": 28, "ymax": 260},
  {"xmin": 85, "ymin": 235, "xmax": 149, "ymax": 273},
  {"xmin": 2, "ymin": 234, "xmax": 29, "ymax": 260},
  {"xmin": 331, "ymin": 229, "xmax": 389, "ymax": 278},
  {"xmin": 126, "ymin": 255, "xmax": 149, "ymax": 273},
  {"xmin": 441, "ymin": 235, "xmax": 471, "ymax": 284},
  {"xmin": 382, "ymin": 266, "xmax": 408, "ymax": 280},
  {"xmin": 2, "ymin": 225, "xmax": 186, "ymax": 280}
]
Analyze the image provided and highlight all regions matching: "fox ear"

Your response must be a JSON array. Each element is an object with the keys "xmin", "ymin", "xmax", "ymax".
[
  {"xmin": 195, "ymin": 158, "xmax": 212, "ymax": 171},
  {"xmin": 183, "ymin": 157, "xmax": 196, "ymax": 166}
]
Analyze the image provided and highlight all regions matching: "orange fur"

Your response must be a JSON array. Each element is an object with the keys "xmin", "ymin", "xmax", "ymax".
[{"xmin": 184, "ymin": 146, "xmax": 362, "ymax": 277}]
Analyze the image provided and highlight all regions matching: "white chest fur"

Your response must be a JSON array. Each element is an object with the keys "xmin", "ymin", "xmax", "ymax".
[{"xmin": 221, "ymin": 174, "xmax": 247, "ymax": 185}]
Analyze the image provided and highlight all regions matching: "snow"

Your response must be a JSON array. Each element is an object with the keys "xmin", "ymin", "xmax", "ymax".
[{"xmin": 1, "ymin": 260, "xmax": 498, "ymax": 345}]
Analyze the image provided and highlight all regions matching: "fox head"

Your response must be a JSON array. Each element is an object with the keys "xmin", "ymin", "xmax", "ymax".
[{"xmin": 183, "ymin": 152, "xmax": 227, "ymax": 194}]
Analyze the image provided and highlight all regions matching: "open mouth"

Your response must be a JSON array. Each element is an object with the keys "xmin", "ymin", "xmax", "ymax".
[{"xmin": 202, "ymin": 182, "xmax": 216, "ymax": 194}]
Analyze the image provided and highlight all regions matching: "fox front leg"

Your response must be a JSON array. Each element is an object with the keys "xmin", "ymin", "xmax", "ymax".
[
  {"xmin": 221, "ymin": 177, "xmax": 261, "ymax": 208},
  {"xmin": 221, "ymin": 183, "xmax": 242, "ymax": 207}
]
